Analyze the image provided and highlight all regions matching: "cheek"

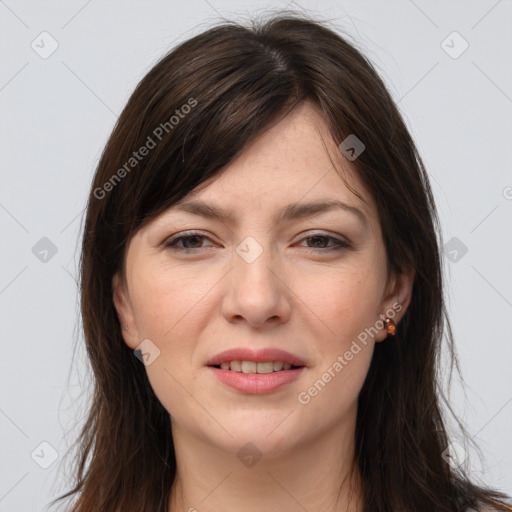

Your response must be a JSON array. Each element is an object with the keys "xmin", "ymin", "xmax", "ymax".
[
  {"xmin": 298, "ymin": 264, "xmax": 383, "ymax": 338},
  {"xmin": 293, "ymin": 269, "xmax": 379, "ymax": 425},
  {"xmin": 129, "ymin": 262, "xmax": 218, "ymax": 339},
  {"xmin": 127, "ymin": 264, "xmax": 211, "ymax": 426}
]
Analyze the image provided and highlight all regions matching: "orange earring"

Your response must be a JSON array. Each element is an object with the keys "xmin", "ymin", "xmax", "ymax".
[{"xmin": 385, "ymin": 318, "xmax": 396, "ymax": 335}]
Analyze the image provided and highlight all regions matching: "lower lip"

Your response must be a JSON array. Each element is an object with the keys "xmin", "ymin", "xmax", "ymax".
[{"xmin": 208, "ymin": 366, "xmax": 305, "ymax": 394}]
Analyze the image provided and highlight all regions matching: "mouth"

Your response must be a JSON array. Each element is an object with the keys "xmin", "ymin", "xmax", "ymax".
[
  {"xmin": 205, "ymin": 347, "xmax": 307, "ymax": 370},
  {"xmin": 209, "ymin": 360, "xmax": 305, "ymax": 373},
  {"xmin": 207, "ymin": 362, "xmax": 306, "ymax": 394},
  {"xmin": 205, "ymin": 347, "xmax": 307, "ymax": 394}
]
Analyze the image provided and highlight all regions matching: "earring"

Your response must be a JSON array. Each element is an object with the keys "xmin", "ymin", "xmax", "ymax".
[
  {"xmin": 385, "ymin": 318, "xmax": 396, "ymax": 336},
  {"xmin": 123, "ymin": 325, "xmax": 128, "ymax": 331}
]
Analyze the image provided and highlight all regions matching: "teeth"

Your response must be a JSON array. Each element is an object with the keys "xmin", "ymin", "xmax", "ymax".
[
  {"xmin": 217, "ymin": 360, "xmax": 298, "ymax": 373},
  {"xmin": 241, "ymin": 361, "xmax": 257, "ymax": 373},
  {"xmin": 230, "ymin": 360, "xmax": 242, "ymax": 372},
  {"xmin": 273, "ymin": 361, "xmax": 283, "ymax": 371},
  {"xmin": 256, "ymin": 362, "xmax": 274, "ymax": 374}
]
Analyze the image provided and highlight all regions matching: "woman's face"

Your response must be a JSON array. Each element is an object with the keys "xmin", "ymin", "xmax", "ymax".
[{"xmin": 113, "ymin": 101, "xmax": 412, "ymax": 458}]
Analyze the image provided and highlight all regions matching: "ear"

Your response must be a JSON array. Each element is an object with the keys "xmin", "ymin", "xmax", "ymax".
[
  {"xmin": 112, "ymin": 272, "xmax": 140, "ymax": 350},
  {"xmin": 374, "ymin": 266, "xmax": 415, "ymax": 342}
]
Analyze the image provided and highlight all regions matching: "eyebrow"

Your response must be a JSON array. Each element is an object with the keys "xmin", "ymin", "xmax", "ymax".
[{"xmin": 171, "ymin": 198, "xmax": 368, "ymax": 228}]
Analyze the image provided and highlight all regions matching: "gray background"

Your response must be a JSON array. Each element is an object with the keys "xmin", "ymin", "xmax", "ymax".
[{"xmin": 0, "ymin": 0, "xmax": 511, "ymax": 510}]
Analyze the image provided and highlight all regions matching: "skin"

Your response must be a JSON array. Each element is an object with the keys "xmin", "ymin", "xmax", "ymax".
[{"xmin": 112, "ymin": 101, "xmax": 414, "ymax": 512}]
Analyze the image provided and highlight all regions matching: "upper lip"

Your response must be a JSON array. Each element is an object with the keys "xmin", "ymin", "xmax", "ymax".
[{"xmin": 206, "ymin": 348, "xmax": 306, "ymax": 367}]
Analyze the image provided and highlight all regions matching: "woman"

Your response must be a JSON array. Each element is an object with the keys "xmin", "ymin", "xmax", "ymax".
[{"xmin": 51, "ymin": 12, "xmax": 512, "ymax": 512}]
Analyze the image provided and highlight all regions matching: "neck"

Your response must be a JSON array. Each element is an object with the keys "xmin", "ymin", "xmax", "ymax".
[{"xmin": 167, "ymin": 410, "xmax": 364, "ymax": 512}]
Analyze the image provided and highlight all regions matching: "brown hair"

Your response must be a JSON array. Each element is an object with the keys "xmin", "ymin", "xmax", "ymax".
[{"xmin": 51, "ymin": 12, "xmax": 512, "ymax": 512}]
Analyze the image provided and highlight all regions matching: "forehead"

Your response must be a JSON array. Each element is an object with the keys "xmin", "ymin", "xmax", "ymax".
[{"xmin": 176, "ymin": 101, "xmax": 376, "ymax": 226}]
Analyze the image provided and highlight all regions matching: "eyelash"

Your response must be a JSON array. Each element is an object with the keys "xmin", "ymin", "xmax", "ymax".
[{"xmin": 164, "ymin": 231, "xmax": 351, "ymax": 253}]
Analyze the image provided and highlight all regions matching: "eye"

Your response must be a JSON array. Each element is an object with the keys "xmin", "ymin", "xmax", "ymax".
[
  {"xmin": 164, "ymin": 232, "xmax": 215, "ymax": 252},
  {"xmin": 297, "ymin": 233, "xmax": 351, "ymax": 252},
  {"xmin": 164, "ymin": 231, "xmax": 351, "ymax": 254}
]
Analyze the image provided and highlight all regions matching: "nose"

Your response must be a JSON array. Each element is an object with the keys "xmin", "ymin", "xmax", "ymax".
[{"xmin": 221, "ymin": 242, "xmax": 292, "ymax": 329}]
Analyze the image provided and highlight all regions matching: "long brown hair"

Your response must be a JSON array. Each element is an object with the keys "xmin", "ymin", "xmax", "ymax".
[{"xmin": 50, "ymin": 12, "xmax": 512, "ymax": 512}]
